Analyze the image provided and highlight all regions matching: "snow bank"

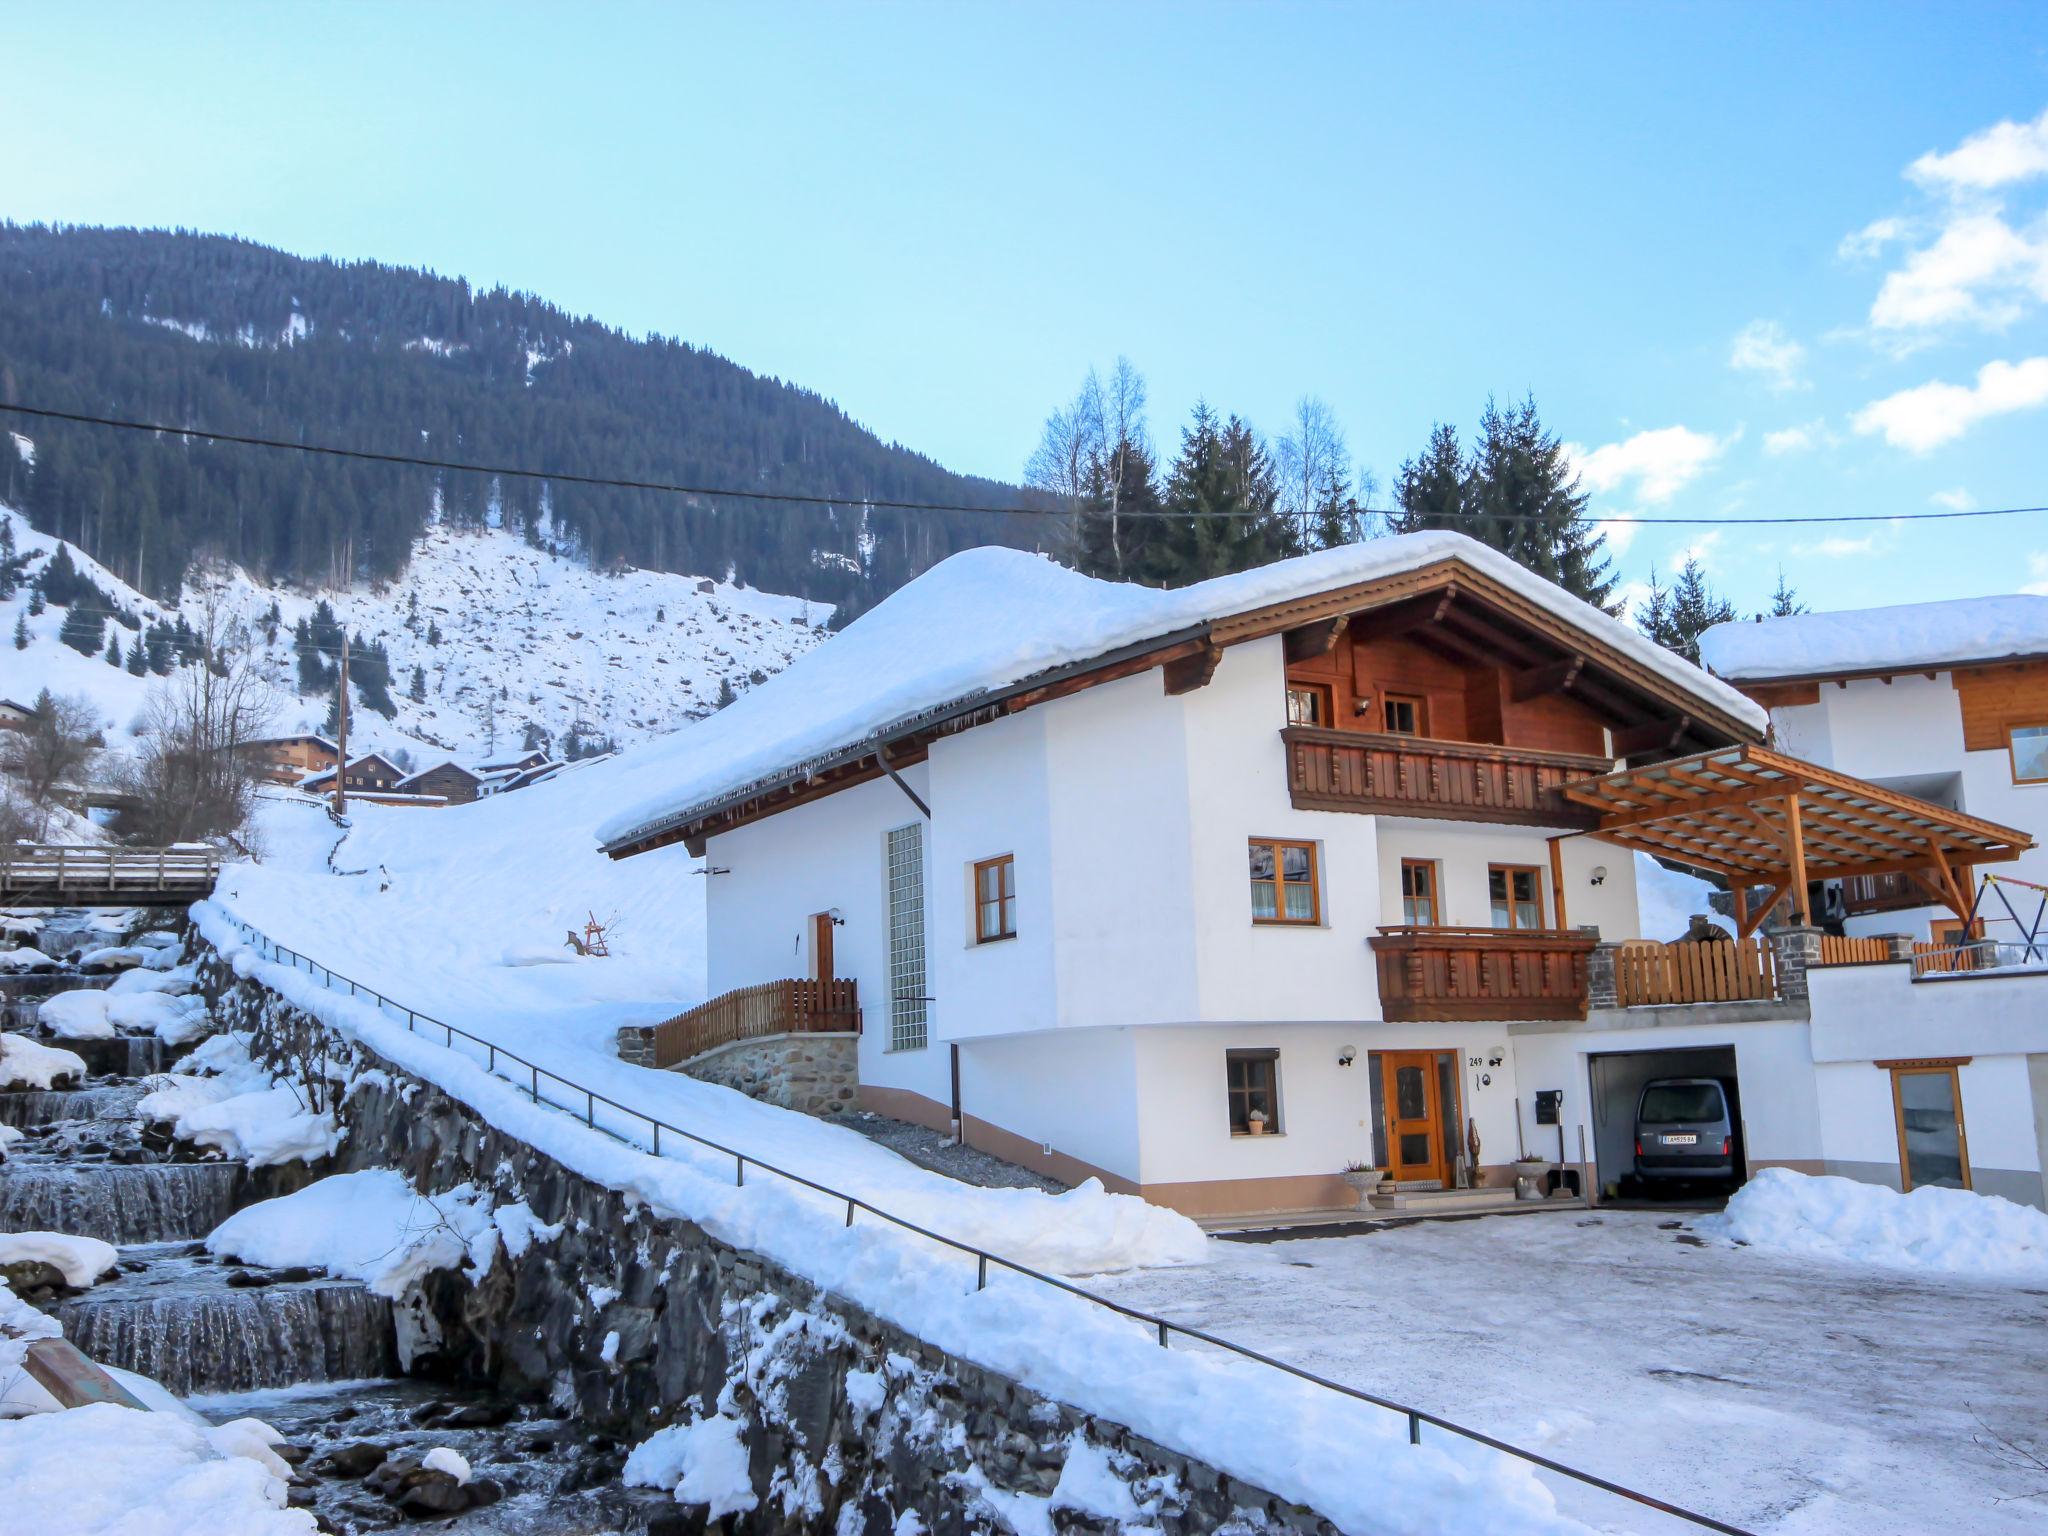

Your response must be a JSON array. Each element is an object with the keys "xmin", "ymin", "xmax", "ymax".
[
  {"xmin": 1700, "ymin": 593, "xmax": 2048, "ymax": 681},
  {"xmin": 1633, "ymin": 852, "xmax": 1721, "ymax": 944},
  {"xmin": 137, "ymin": 1034, "xmax": 339, "ymax": 1167},
  {"xmin": 625, "ymin": 1413, "xmax": 759, "ymax": 1520},
  {"xmin": 78, "ymin": 944, "xmax": 149, "ymax": 972},
  {"xmin": 37, "ymin": 990, "xmax": 115, "ymax": 1040},
  {"xmin": 600, "ymin": 535, "xmax": 1765, "ymax": 849},
  {"xmin": 1708, "ymin": 1168, "xmax": 2048, "ymax": 1277},
  {"xmin": 0, "ymin": 1032, "xmax": 86, "ymax": 1090},
  {"xmin": 0, "ymin": 1232, "xmax": 118, "ymax": 1288},
  {"xmin": 0, "ymin": 1123, "xmax": 22, "ymax": 1151},
  {"xmin": 206, "ymin": 1169, "xmax": 496, "ymax": 1297},
  {"xmin": 0, "ymin": 1401, "xmax": 314, "ymax": 1535},
  {"xmin": 0, "ymin": 1277, "xmax": 63, "ymax": 1410},
  {"xmin": 420, "ymin": 1446, "xmax": 471, "ymax": 1484},
  {"xmin": 106, "ymin": 990, "xmax": 212, "ymax": 1045}
]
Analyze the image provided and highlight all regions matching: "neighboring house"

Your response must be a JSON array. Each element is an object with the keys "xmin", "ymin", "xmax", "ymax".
[
  {"xmin": 246, "ymin": 733, "xmax": 339, "ymax": 785},
  {"xmin": 476, "ymin": 750, "xmax": 550, "ymax": 779},
  {"xmin": 1699, "ymin": 595, "xmax": 2048, "ymax": 947},
  {"xmin": 603, "ymin": 537, "xmax": 2042, "ymax": 1217},
  {"xmin": 396, "ymin": 761, "xmax": 486, "ymax": 805},
  {"xmin": 0, "ymin": 698, "xmax": 38, "ymax": 733}
]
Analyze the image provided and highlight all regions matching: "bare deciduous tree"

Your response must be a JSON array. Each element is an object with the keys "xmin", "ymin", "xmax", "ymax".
[
  {"xmin": 1275, "ymin": 396, "xmax": 1354, "ymax": 550},
  {"xmin": 0, "ymin": 691, "xmax": 103, "ymax": 837},
  {"xmin": 1025, "ymin": 357, "xmax": 1149, "ymax": 576},
  {"xmin": 114, "ymin": 598, "xmax": 277, "ymax": 845}
]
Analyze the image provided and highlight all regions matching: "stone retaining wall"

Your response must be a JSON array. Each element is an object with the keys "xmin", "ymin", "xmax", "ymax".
[
  {"xmin": 198, "ymin": 942, "xmax": 1330, "ymax": 1536},
  {"xmin": 676, "ymin": 1031, "xmax": 859, "ymax": 1117}
]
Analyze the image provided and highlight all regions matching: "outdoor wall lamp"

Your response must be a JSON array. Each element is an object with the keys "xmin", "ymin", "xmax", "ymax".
[
  {"xmin": 1337, "ymin": 1045, "xmax": 1357, "ymax": 1067},
  {"xmin": 1589, "ymin": 865, "xmax": 1608, "ymax": 887}
]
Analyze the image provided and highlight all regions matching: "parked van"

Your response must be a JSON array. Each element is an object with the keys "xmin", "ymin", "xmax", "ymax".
[{"xmin": 1634, "ymin": 1077, "xmax": 1736, "ymax": 1183}]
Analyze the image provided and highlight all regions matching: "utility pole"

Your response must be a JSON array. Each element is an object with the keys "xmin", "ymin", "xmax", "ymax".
[{"xmin": 333, "ymin": 634, "xmax": 349, "ymax": 819}]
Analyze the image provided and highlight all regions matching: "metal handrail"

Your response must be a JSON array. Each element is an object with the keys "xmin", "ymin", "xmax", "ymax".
[{"xmin": 214, "ymin": 911, "xmax": 1755, "ymax": 1535}]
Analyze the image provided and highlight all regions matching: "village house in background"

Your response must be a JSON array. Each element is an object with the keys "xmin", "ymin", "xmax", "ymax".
[
  {"xmin": 245, "ymin": 732, "xmax": 338, "ymax": 785},
  {"xmin": 251, "ymin": 738, "xmax": 568, "ymax": 809},
  {"xmin": 602, "ymin": 533, "xmax": 2047, "ymax": 1223}
]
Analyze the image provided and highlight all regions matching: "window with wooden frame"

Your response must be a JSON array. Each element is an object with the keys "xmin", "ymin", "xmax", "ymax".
[
  {"xmin": 1381, "ymin": 691, "xmax": 1427, "ymax": 736},
  {"xmin": 1488, "ymin": 864, "xmax": 1543, "ymax": 930},
  {"xmin": 1225, "ymin": 1048, "xmax": 1281, "ymax": 1135},
  {"xmin": 1887, "ymin": 1060, "xmax": 1971, "ymax": 1191},
  {"xmin": 2009, "ymin": 724, "xmax": 2048, "ymax": 784},
  {"xmin": 1248, "ymin": 838, "xmax": 1320, "ymax": 925},
  {"xmin": 1399, "ymin": 859, "xmax": 1440, "ymax": 927},
  {"xmin": 1286, "ymin": 681, "xmax": 1333, "ymax": 728},
  {"xmin": 972, "ymin": 854, "xmax": 1016, "ymax": 944}
]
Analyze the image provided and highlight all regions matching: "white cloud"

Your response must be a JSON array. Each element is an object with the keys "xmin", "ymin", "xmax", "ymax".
[
  {"xmin": 1930, "ymin": 487, "xmax": 1975, "ymax": 511},
  {"xmin": 1569, "ymin": 426, "xmax": 1725, "ymax": 505},
  {"xmin": 1613, "ymin": 578, "xmax": 1654, "ymax": 623},
  {"xmin": 1908, "ymin": 106, "xmax": 2048, "ymax": 193},
  {"xmin": 1839, "ymin": 217, "xmax": 1908, "ymax": 261},
  {"xmin": 1763, "ymin": 421, "xmax": 1824, "ymax": 456},
  {"xmin": 1868, "ymin": 210, "xmax": 2048, "ymax": 332},
  {"xmin": 1675, "ymin": 531, "xmax": 1724, "ymax": 571},
  {"xmin": 1729, "ymin": 320, "xmax": 1807, "ymax": 391},
  {"xmin": 1598, "ymin": 518, "xmax": 1641, "ymax": 556},
  {"xmin": 1852, "ymin": 356, "xmax": 2048, "ymax": 452},
  {"xmin": 2025, "ymin": 553, "xmax": 2048, "ymax": 597},
  {"xmin": 1791, "ymin": 534, "xmax": 1880, "ymax": 559}
]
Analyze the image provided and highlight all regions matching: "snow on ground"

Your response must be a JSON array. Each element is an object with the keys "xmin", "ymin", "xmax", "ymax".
[
  {"xmin": 0, "ymin": 1401, "xmax": 314, "ymax": 1536},
  {"xmin": 1633, "ymin": 852, "xmax": 1724, "ymax": 943},
  {"xmin": 595, "ymin": 535, "xmax": 1768, "ymax": 849},
  {"xmin": 137, "ymin": 1033, "xmax": 339, "ymax": 1167},
  {"xmin": 1708, "ymin": 1167, "xmax": 2048, "ymax": 1278},
  {"xmin": 1093, "ymin": 1210, "xmax": 2048, "ymax": 1535},
  {"xmin": 193, "ymin": 900, "xmax": 1589, "ymax": 1534},
  {"xmin": 0, "ymin": 1032, "xmax": 86, "ymax": 1090},
  {"xmin": 625, "ymin": 1413, "xmax": 758, "ymax": 1520},
  {"xmin": 207, "ymin": 1170, "xmax": 497, "ymax": 1298},
  {"xmin": 0, "ymin": 504, "xmax": 828, "ymax": 771},
  {"xmin": 0, "ymin": 1232, "xmax": 117, "ymax": 1288},
  {"xmin": 36, "ymin": 989, "xmax": 116, "ymax": 1040}
]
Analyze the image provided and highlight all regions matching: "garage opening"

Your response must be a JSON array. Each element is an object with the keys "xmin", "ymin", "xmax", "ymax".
[{"xmin": 1587, "ymin": 1044, "xmax": 1744, "ymax": 1203}]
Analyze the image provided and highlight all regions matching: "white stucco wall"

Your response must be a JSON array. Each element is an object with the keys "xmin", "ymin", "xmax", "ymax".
[
  {"xmin": 956, "ymin": 1025, "xmax": 1144, "ymax": 1185},
  {"xmin": 1808, "ymin": 963, "xmax": 2048, "ymax": 1063}
]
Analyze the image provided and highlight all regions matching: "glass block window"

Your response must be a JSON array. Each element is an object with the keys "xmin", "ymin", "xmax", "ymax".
[{"xmin": 886, "ymin": 823, "xmax": 928, "ymax": 1052}]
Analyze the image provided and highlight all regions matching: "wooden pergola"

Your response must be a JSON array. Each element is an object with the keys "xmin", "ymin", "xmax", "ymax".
[{"xmin": 1559, "ymin": 745, "xmax": 2034, "ymax": 936}]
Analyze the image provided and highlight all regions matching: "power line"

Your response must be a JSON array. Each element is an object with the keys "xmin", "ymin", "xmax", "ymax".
[{"xmin": 2, "ymin": 399, "xmax": 2042, "ymax": 530}]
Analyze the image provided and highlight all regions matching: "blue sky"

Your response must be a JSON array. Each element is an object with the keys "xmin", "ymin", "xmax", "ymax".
[{"xmin": 5, "ymin": 1, "xmax": 2048, "ymax": 616}]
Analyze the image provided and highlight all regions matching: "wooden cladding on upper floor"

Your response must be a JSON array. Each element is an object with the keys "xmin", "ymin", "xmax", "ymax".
[
  {"xmin": 1283, "ymin": 726, "xmax": 1611, "ymax": 826},
  {"xmin": 1954, "ymin": 660, "xmax": 2048, "ymax": 754},
  {"xmin": 1369, "ymin": 925, "xmax": 1595, "ymax": 1022}
]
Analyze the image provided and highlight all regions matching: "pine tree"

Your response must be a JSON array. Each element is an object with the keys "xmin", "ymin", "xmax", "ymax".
[
  {"xmin": 27, "ymin": 588, "xmax": 44, "ymax": 617},
  {"xmin": 408, "ymin": 665, "xmax": 426, "ymax": 703},
  {"xmin": 1634, "ymin": 566, "xmax": 1678, "ymax": 653},
  {"xmin": 1763, "ymin": 568, "xmax": 1807, "ymax": 618},
  {"xmin": 1466, "ymin": 396, "xmax": 1617, "ymax": 610},
  {"xmin": 715, "ymin": 676, "xmax": 737, "ymax": 709},
  {"xmin": 1639, "ymin": 557, "xmax": 1735, "ymax": 665},
  {"xmin": 1389, "ymin": 424, "xmax": 1472, "ymax": 535},
  {"xmin": 11, "ymin": 612, "xmax": 27, "ymax": 650},
  {"xmin": 1138, "ymin": 405, "xmax": 1294, "ymax": 587},
  {"xmin": 125, "ymin": 637, "xmax": 146, "ymax": 674},
  {"xmin": 1074, "ymin": 435, "xmax": 1162, "ymax": 581},
  {"xmin": 105, "ymin": 630, "xmax": 122, "ymax": 666},
  {"xmin": 426, "ymin": 620, "xmax": 442, "ymax": 646},
  {"xmin": 58, "ymin": 599, "xmax": 104, "ymax": 656}
]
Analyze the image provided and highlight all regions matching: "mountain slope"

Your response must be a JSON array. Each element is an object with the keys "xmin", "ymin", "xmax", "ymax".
[
  {"xmin": 0, "ymin": 224, "xmax": 1039, "ymax": 613},
  {"xmin": 2, "ymin": 504, "xmax": 826, "ymax": 770}
]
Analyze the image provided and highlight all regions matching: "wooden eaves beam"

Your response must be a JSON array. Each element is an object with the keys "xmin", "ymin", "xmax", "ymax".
[
  {"xmin": 1283, "ymin": 617, "xmax": 1347, "ymax": 663},
  {"xmin": 1162, "ymin": 640, "xmax": 1224, "ymax": 696},
  {"xmin": 1510, "ymin": 654, "xmax": 1585, "ymax": 703}
]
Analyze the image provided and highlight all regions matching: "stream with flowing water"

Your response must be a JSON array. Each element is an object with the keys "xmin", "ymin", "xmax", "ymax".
[{"xmin": 2, "ymin": 918, "xmax": 654, "ymax": 1532}]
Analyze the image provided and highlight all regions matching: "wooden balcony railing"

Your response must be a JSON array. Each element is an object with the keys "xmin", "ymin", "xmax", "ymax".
[
  {"xmin": 648, "ymin": 978, "xmax": 861, "ymax": 1070},
  {"xmin": 1370, "ymin": 926, "xmax": 1596, "ymax": 1022},
  {"xmin": 1840, "ymin": 871, "xmax": 1929, "ymax": 917},
  {"xmin": 1615, "ymin": 938, "xmax": 1777, "ymax": 1007},
  {"xmin": 1283, "ymin": 728, "xmax": 1611, "ymax": 826}
]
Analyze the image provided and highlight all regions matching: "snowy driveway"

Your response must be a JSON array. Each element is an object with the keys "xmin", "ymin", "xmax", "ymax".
[{"xmin": 1093, "ymin": 1209, "xmax": 2048, "ymax": 1535}]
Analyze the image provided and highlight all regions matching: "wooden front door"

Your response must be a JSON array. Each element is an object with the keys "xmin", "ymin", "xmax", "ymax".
[
  {"xmin": 1381, "ymin": 1050, "xmax": 1449, "ymax": 1184},
  {"xmin": 811, "ymin": 912, "xmax": 834, "ymax": 982}
]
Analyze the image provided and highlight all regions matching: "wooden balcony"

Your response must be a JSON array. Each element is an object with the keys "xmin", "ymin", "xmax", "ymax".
[
  {"xmin": 645, "ymin": 978, "xmax": 860, "ymax": 1070},
  {"xmin": 1840, "ymin": 871, "xmax": 1930, "ymax": 917},
  {"xmin": 1282, "ymin": 727, "xmax": 1611, "ymax": 826},
  {"xmin": 1370, "ymin": 926, "xmax": 1596, "ymax": 1022}
]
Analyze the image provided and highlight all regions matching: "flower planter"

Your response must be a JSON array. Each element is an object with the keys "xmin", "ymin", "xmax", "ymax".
[
  {"xmin": 1511, "ymin": 1159, "xmax": 1551, "ymax": 1201},
  {"xmin": 1339, "ymin": 1169, "xmax": 1384, "ymax": 1209}
]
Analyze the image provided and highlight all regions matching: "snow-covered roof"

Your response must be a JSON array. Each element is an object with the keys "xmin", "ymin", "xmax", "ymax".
[
  {"xmin": 597, "ymin": 534, "xmax": 1767, "ymax": 852},
  {"xmin": 1699, "ymin": 594, "xmax": 2048, "ymax": 682},
  {"xmin": 250, "ymin": 732, "xmax": 337, "ymax": 750}
]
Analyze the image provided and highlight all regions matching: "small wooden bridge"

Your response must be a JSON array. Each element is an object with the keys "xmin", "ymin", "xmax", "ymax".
[{"xmin": 0, "ymin": 844, "xmax": 221, "ymax": 907}]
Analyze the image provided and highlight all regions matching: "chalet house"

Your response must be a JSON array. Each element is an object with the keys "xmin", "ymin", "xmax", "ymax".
[
  {"xmin": 396, "ymin": 761, "xmax": 486, "ymax": 805},
  {"xmin": 1699, "ymin": 596, "xmax": 2048, "ymax": 947},
  {"xmin": 300, "ymin": 752, "xmax": 408, "ymax": 795},
  {"xmin": 603, "ymin": 536, "xmax": 2041, "ymax": 1218},
  {"xmin": 0, "ymin": 698, "xmax": 38, "ymax": 733},
  {"xmin": 246, "ymin": 733, "xmax": 339, "ymax": 786}
]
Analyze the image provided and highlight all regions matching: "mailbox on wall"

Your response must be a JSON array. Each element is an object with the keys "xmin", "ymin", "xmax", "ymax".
[{"xmin": 1535, "ymin": 1089, "xmax": 1563, "ymax": 1126}]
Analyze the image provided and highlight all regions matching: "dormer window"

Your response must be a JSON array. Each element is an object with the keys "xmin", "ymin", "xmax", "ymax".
[{"xmin": 2010, "ymin": 724, "xmax": 2048, "ymax": 785}]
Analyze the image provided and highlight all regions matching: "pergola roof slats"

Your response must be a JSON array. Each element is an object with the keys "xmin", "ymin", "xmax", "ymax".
[{"xmin": 1563, "ymin": 744, "xmax": 2033, "ymax": 923}]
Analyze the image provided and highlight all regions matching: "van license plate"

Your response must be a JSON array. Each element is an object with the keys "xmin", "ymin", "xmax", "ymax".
[{"xmin": 1662, "ymin": 1134, "xmax": 1698, "ymax": 1145}]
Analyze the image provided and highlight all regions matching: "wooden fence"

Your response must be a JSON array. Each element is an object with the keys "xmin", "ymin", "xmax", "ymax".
[
  {"xmin": 1817, "ymin": 934, "xmax": 1894, "ymax": 966},
  {"xmin": 0, "ymin": 843, "xmax": 220, "ymax": 905},
  {"xmin": 648, "ymin": 978, "xmax": 860, "ymax": 1070},
  {"xmin": 1616, "ymin": 937, "xmax": 1777, "ymax": 1008}
]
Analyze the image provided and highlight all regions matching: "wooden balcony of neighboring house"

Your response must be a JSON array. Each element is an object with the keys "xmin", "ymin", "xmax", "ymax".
[
  {"xmin": 1281, "ymin": 726, "xmax": 1612, "ymax": 827},
  {"xmin": 638, "ymin": 978, "xmax": 861, "ymax": 1071},
  {"xmin": 1839, "ymin": 870, "xmax": 1930, "ymax": 917},
  {"xmin": 1370, "ymin": 925, "xmax": 1597, "ymax": 1022}
]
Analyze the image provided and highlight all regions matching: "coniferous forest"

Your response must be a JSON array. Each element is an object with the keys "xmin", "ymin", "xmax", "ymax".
[{"xmin": 0, "ymin": 224, "xmax": 1035, "ymax": 614}]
